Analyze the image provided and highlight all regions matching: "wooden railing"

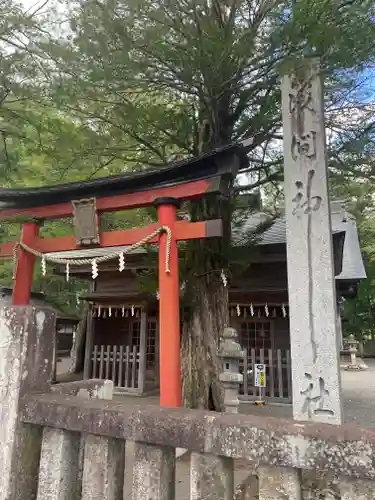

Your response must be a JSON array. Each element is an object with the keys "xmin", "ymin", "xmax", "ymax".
[
  {"xmin": 91, "ymin": 344, "xmax": 141, "ymax": 392},
  {"xmin": 20, "ymin": 387, "xmax": 375, "ymax": 500}
]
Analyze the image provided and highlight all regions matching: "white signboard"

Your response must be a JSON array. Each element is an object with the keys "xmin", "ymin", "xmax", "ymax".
[{"xmin": 254, "ymin": 364, "xmax": 266, "ymax": 388}]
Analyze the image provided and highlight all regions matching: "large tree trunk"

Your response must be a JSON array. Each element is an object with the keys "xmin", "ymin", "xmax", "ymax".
[
  {"xmin": 181, "ymin": 191, "xmax": 233, "ymax": 410},
  {"xmin": 69, "ymin": 307, "xmax": 87, "ymax": 374},
  {"xmin": 178, "ymin": 0, "xmax": 245, "ymax": 409},
  {"xmin": 181, "ymin": 277, "xmax": 228, "ymax": 410}
]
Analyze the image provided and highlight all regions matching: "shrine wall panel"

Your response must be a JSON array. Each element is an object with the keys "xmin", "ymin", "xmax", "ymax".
[
  {"xmin": 93, "ymin": 317, "xmax": 139, "ymax": 346},
  {"xmin": 231, "ymin": 262, "xmax": 288, "ymax": 292}
]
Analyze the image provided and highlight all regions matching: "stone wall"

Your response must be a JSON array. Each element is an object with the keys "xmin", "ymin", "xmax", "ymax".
[
  {"xmin": 0, "ymin": 305, "xmax": 374, "ymax": 499},
  {"xmin": 19, "ymin": 392, "xmax": 375, "ymax": 499}
]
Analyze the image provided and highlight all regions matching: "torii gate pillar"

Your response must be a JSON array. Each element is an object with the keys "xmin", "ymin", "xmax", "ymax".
[
  {"xmin": 12, "ymin": 222, "xmax": 39, "ymax": 306},
  {"xmin": 155, "ymin": 198, "xmax": 181, "ymax": 407}
]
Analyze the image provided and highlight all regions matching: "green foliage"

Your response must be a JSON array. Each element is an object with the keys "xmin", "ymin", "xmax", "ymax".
[
  {"xmin": 38, "ymin": 0, "xmax": 375, "ymax": 187},
  {"xmin": 330, "ymin": 180, "xmax": 375, "ymax": 341},
  {"xmin": 343, "ymin": 261, "xmax": 375, "ymax": 341}
]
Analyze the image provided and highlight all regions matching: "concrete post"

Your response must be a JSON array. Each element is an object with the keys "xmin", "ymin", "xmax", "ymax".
[
  {"xmin": 218, "ymin": 327, "xmax": 244, "ymax": 413},
  {"xmin": 263, "ymin": 58, "xmax": 344, "ymax": 499},
  {"xmin": 37, "ymin": 380, "xmax": 114, "ymax": 500},
  {"xmin": 0, "ymin": 306, "xmax": 56, "ymax": 500},
  {"xmin": 258, "ymin": 467, "xmax": 302, "ymax": 500},
  {"xmin": 37, "ymin": 428, "xmax": 81, "ymax": 500},
  {"xmin": 82, "ymin": 435, "xmax": 125, "ymax": 500},
  {"xmin": 132, "ymin": 442, "xmax": 175, "ymax": 500},
  {"xmin": 190, "ymin": 453, "xmax": 234, "ymax": 500},
  {"xmin": 281, "ymin": 59, "xmax": 342, "ymax": 425}
]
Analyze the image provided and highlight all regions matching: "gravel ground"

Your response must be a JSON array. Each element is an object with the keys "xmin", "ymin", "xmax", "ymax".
[
  {"xmin": 340, "ymin": 358, "xmax": 375, "ymax": 428},
  {"xmin": 238, "ymin": 359, "xmax": 375, "ymax": 427}
]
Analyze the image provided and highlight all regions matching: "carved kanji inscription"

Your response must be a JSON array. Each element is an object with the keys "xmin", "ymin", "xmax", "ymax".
[
  {"xmin": 301, "ymin": 372, "xmax": 334, "ymax": 419},
  {"xmin": 289, "ymin": 73, "xmax": 317, "ymax": 161},
  {"xmin": 292, "ymin": 169, "xmax": 322, "ymax": 217},
  {"xmin": 291, "ymin": 131, "xmax": 316, "ymax": 161},
  {"xmin": 289, "ymin": 75, "xmax": 314, "ymax": 116}
]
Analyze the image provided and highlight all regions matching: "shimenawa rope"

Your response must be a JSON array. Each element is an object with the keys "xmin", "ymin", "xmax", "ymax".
[{"xmin": 12, "ymin": 225, "xmax": 172, "ymax": 279}]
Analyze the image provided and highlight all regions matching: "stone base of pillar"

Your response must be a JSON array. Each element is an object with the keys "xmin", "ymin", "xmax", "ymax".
[
  {"xmin": 343, "ymin": 357, "xmax": 368, "ymax": 371},
  {"xmin": 344, "ymin": 362, "xmax": 368, "ymax": 371},
  {"xmin": 344, "ymin": 364, "xmax": 361, "ymax": 371}
]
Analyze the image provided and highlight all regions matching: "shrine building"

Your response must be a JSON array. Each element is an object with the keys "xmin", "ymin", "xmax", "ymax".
[{"xmin": 49, "ymin": 201, "xmax": 365, "ymax": 404}]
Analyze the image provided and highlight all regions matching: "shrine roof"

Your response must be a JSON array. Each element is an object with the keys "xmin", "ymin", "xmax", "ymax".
[
  {"xmin": 237, "ymin": 203, "xmax": 366, "ymax": 281},
  {"xmin": 0, "ymin": 143, "xmax": 246, "ymax": 210}
]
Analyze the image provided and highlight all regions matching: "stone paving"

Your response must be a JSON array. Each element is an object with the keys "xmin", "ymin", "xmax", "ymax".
[
  {"xmin": 340, "ymin": 358, "xmax": 375, "ymax": 428},
  {"xmin": 56, "ymin": 357, "xmax": 375, "ymax": 498}
]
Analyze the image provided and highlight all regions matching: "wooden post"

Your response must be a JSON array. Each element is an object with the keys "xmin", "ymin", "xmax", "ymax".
[
  {"xmin": 138, "ymin": 310, "xmax": 147, "ymax": 394},
  {"xmin": 154, "ymin": 198, "xmax": 181, "ymax": 408},
  {"xmin": 83, "ymin": 306, "xmax": 94, "ymax": 380},
  {"xmin": 155, "ymin": 321, "xmax": 160, "ymax": 384},
  {"xmin": 12, "ymin": 222, "xmax": 39, "ymax": 305}
]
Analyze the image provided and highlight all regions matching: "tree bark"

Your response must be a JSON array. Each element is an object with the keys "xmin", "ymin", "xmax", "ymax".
[
  {"xmin": 181, "ymin": 190, "xmax": 233, "ymax": 410},
  {"xmin": 69, "ymin": 308, "xmax": 87, "ymax": 374},
  {"xmin": 181, "ymin": 277, "xmax": 228, "ymax": 410},
  {"xmin": 180, "ymin": 52, "xmax": 238, "ymax": 406}
]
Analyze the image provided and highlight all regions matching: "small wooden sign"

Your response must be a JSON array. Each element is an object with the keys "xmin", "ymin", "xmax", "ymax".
[
  {"xmin": 255, "ymin": 364, "xmax": 266, "ymax": 388},
  {"xmin": 72, "ymin": 197, "xmax": 100, "ymax": 246}
]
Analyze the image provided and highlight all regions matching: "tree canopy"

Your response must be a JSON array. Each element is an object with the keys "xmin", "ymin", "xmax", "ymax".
[{"xmin": 39, "ymin": 0, "xmax": 375, "ymax": 186}]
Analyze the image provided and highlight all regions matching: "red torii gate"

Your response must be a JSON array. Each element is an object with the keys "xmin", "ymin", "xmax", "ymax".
[{"xmin": 0, "ymin": 144, "xmax": 246, "ymax": 407}]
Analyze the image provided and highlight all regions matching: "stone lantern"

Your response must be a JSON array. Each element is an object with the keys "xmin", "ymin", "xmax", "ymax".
[
  {"xmin": 344, "ymin": 334, "xmax": 368, "ymax": 371},
  {"xmin": 218, "ymin": 327, "xmax": 244, "ymax": 413}
]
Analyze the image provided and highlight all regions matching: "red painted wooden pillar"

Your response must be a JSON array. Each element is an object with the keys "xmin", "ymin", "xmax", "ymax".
[
  {"xmin": 155, "ymin": 198, "xmax": 181, "ymax": 407},
  {"xmin": 12, "ymin": 222, "xmax": 39, "ymax": 305}
]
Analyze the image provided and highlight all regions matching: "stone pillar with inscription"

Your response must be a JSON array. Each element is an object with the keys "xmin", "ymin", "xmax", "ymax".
[{"xmin": 281, "ymin": 59, "xmax": 342, "ymax": 425}]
